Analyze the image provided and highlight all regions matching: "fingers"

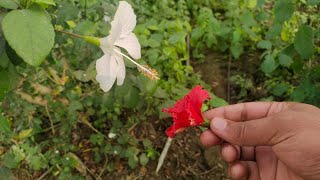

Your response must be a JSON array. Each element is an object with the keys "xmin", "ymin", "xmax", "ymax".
[
  {"xmin": 229, "ymin": 161, "xmax": 261, "ymax": 180},
  {"xmin": 220, "ymin": 143, "xmax": 239, "ymax": 162},
  {"xmin": 210, "ymin": 116, "xmax": 280, "ymax": 146},
  {"xmin": 200, "ymin": 130, "xmax": 223, "ymax": 147},
  {"xmin": 220, "ymin": 144, "xmax": 255, "ymax": 162},
  {"xmin": 203, "ymin": 102, "xmax": 289, "ymax": 122}
]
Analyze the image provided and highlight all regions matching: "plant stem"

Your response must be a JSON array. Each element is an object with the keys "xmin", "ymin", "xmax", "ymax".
[
  {"xmin": 55, "ymin": 29, "xmax": 100, "ymax": 46},
  {"xmin": 55, "ymin": 29, "xmax": 84, "ymax": 39},
  {"xmin": 200, "ymin": 119, "xmax": 210, "ymax": 128},
  {"xmin": 156, "ymin": 138, "xmax": 173, "ymax": 174}
]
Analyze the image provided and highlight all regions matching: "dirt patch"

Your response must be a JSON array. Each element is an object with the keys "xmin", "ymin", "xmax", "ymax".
[
  {"xmin": 101, "ymin": 121, "xmax": 228, "ymax": 180},
  {"xmin": 193, "ymin": 51, "xmax": 265, "ymax": 103}
]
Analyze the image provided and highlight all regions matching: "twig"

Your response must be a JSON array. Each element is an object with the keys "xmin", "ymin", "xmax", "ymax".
[
  {"xmin": 156, "ymin": 138, "xmax": 173, "ymax": 174},
  {"xmin": 97, "ymin": 156, "xmax": 108, "ymax": 180},
  {"xmin": 128, "ymin": 123, "xmax": 138, "ymax": 133},
  {"xmin": 227, "ymin": 55, "xmax": 231, "ymax": 103},
  {"xmin": 37, "ymin": 166, "xmax": 54, "ymax": 180},
  {"xmin": 186, "ymin": 33, "xmax": 191, "ymax": 67},
  {"xmin": 45, "ymin": 104, "xmax": 55, "ymax": 135},
  {"xmin": 199, "ymin": 166, "xmax": 215, "ymax": 175},
  {"xmin": 41, "ymin": 123, "xmax": 61, "ymax": 133},
  {"xmin": 79, "ymin": 117, "xmax": 108, "ymax": 139}
]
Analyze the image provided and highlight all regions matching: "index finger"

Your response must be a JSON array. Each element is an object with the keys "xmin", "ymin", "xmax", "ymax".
[{"xmin": 203, "ymin": 102, "xmax": 289, "ymax": 122}]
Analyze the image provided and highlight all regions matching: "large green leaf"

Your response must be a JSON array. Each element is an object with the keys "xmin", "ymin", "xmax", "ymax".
[
  {"xmin": 2, "ymin": 7, "xmax": 55, "ymax": 66},
  {"xmin": 0, "ymin": 0, "xmax": 19, "ymax": 9},
  {"xmin": 274, "ymin": 0, "xmax": 294, "ymax": 23},
  {"xmin": 294, "ymin": 25, "xmax": 315, "ymax": 59}
]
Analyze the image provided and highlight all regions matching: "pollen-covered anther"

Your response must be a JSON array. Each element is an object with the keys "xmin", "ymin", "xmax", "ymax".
[{"xmin": 138, "ymin": 65, "xmax": 160, "ymax": 80}]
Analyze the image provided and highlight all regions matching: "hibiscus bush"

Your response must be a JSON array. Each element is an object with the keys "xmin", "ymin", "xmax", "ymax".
[{"xmin": 0, "ymin": 0, "xmax": 319, "ymax": 179}]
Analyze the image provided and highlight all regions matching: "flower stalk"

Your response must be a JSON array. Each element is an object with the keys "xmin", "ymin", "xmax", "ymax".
[
  {"xmin": 156, "ymin": 137, "xmax": 173, "ymax": 174},
  {"xmin": 55, "ymin": 29, "xmax": 100, "ymax": 47}
]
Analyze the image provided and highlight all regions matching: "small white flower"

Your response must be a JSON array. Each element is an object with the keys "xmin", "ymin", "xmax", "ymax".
[
  {"xmin": 103, "ymin": 15, "xmax": 110, "ymax": 22},
  {"xmin": 108, "ymin": 132, "xmax": 117, "ymax": 139},
  {"xmin": 96, "ymin": 1, "xmax": 159, "ymax": 92}
]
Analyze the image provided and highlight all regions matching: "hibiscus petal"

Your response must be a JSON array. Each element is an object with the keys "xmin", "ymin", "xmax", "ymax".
[
  {"xmin": 96, "ymin": 54, "xmax": 117, "ymax": 92},
  {"xmin": 112, "ymin": 1, "xmax": 136, "ymax": 38},
  {"xmin": 114, "ymin": 53, "xmax": 125, "ymax": 86},
  {"xmin": 188, "ymin": 85, "xmax": 211, "ymax": 112},
  {"xmin": 162, "ymin": 85, "xmax": 211, "ymax": 137},
  {"xmin": 114, "ymin": 33, "xmax": 141, "ymax": 59}
]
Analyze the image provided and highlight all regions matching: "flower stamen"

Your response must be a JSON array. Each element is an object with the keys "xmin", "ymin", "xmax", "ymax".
[
  {"xmin": 114, "ymin": 49, "xmax": 160, "ymax": 80},
  {"xmin": 138, "ymin": 65, "xmax": 159, "ymax": 80}
]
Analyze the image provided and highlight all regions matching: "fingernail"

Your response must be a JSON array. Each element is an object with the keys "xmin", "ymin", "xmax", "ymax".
[{"xmin": 212, "ymin": 118, "xmax": 227, "ymax": 130}]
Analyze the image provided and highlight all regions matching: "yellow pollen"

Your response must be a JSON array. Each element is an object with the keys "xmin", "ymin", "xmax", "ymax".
[{"xmin": 138, "ymin": 65, "xmax": 160, "ymax": 80}]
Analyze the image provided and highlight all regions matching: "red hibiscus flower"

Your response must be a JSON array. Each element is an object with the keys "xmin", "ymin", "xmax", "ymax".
[{"xmin": 162, "ymin": 85, "xmax": 211, "ymax": 138}]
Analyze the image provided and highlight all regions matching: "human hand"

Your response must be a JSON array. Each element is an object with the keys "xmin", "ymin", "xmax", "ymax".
[{"xmin": 200, "ymin": 102, "xmax": 320, "ymax": 180}]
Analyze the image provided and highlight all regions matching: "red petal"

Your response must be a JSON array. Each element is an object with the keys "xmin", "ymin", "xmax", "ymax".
[{"xmin": 162, "ymin": 85, "xmax": 210, "ymax": 137}]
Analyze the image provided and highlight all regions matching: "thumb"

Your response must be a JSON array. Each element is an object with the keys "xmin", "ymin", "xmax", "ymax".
[{"xmin": 210, "ymin": 117, "xmax": 281, "ymax": 146}]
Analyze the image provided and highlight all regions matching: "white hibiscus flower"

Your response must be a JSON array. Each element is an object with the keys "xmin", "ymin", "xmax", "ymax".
[{"xmin": 96, "ymin": 1, "xmax": 159, "ymax": 92}]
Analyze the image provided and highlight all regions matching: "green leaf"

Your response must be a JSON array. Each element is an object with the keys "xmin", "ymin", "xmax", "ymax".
[
  {"xmin": 294, "ymin": 25, "xmax": 315, "ymax": 59},
  {"xmin": 0, "ymin": 167, "xmax": 14, "ymax": 180},
  {"xmin": 257, "ymin": 40, "xmax": 272, "ymax": 50},
  {"xmin": 34, "ymin": 0, "xmax": 55, "ymax": 7},
  {"xmin": 261, "ymin": 54, "xmax": 277, "ymax": 74},
  {"xmin": 2, "ymin": 7, "xmax": 55, "ymax": 66},
  {"xmin": 56, "ymin": 2, "xmax": 79, "ymax": 24},
  {"xmin": 247, "ymin": 0, "xmax": 257, "ymax": 9},
  {"xmin": 74, "ymin": 21, "xmax": 97, "ymax": 36},
  {"xmin": 210, "ymin": 97, "xmax": 228, "ymax": 108},
  {"xmin": 241, "ymin": 11, "xmax": 256, "ymax": 27},
  {"xmin": 16, "ymin": 129, "xmax": 33, "ymax": 140},
  {"xmin": 139, "ymin": 153, "xmax": 149, "ymax": 166},
  {"xmin": 3, "ymin": 146, "xmax": 25, "ymax": 169},
  {"xmin": 0, "ymin": 59, "xmax": 19, "ymax": 100},
  {"xmin": 274, "ymin": 0, "xmax": 294, "ymax": 23},
  {"xmin": 0, "ymin": 115, "xmax": 11, "ymax": 134},
  {"xmin": 278, "ymin": 54, "xmax": 293, "ymax": 67},
  {"xmin": 0, "ymin": 0, "xmax": 19, "ymax": 9},
  {"xmin": 0, "ymin": 12, "xmax": 6, "ymax": 57},
  {"xmin": 230, "ymin": 43, "xmax": 243, "ymax": 59},
  {"xmin": 272, "ymin": 84, "xmax": 289, "ymax": 96},
  {"xmin": 168, "ymin": 32, "xmax": 186, "ymax": 44},
  {"xmin": 307, "ymin": 0, "xmax": 320, "ymax": 5},
  {"xmin": 0, "ymin": 68, "xmax": 10, "ymax": 101}
]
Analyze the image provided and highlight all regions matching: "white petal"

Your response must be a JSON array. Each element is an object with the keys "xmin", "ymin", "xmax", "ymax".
[
  {"xmin": 112, "ymin": 1, "xmax": 136, "ymax": 38},
  {"xmin": 114, "ymin": 33, "xmax": 141, "ymax": 59},
  {"xmin": 99, "ymin": 36, "xmax": 112, "ymax": 55},
  {"xmin": 114, "ymin": 53, "xmax": 126, "ymax": 85},
  {"xmin": 96, "ymin": 55, "xmax": 117, "ymax": 92}
]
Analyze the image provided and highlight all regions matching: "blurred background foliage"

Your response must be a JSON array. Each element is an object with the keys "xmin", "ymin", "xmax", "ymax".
[{"xmin": 0, "ymin": 0, "xmax": 319, "ymax": 179}]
